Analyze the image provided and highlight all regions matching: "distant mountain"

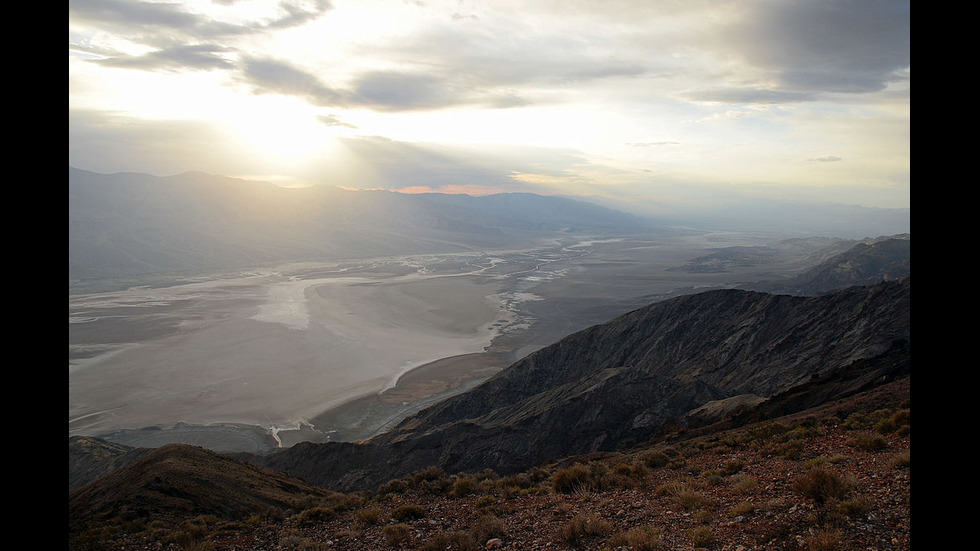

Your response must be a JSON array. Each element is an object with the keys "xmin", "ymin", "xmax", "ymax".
[
  {"xmin": 740, "ymin": 236, "xmax": 910, "ymax": 295},
  {"xmin": 651, "ymin": 199, "xmax": 910, "ymax": 239},
  {"xmin": 69, "ymin": 167, "xmax": 649, "ymax": 282},
  {"xmin": 668, "ymin": 236, "xmax": 859, "ymax": 274},
  {"xmin": 249, "ymin": 278, "xmax": 909, "ymax": 492}
]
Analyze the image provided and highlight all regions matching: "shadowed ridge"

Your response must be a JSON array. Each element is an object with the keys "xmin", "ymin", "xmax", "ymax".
[{"xmin": 69, "ymin": 443, "xmax": 336, "ymax": 529}]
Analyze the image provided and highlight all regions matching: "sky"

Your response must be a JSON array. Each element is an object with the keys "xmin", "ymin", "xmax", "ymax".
[{"xmin": 69, "ymin": 0, "xmax": 910, "ymax": 213}]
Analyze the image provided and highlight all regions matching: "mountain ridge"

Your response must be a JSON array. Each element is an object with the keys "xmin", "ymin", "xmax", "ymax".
[{"xmin": 249, "ymin": 277, "xmax": 909, "ymax": 492}]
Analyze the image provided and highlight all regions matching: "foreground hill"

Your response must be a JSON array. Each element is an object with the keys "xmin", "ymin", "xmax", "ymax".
[
  {"xmin": 69, "ymin": 443, "xmax": 339, "ymax": 530},
  {"xmin": 69, "ymin": 378, "xmax": 910, "ymax": 550},
  {"xmin": 251, "ymin": 278, "xmax": 909, "ymax": 492}
]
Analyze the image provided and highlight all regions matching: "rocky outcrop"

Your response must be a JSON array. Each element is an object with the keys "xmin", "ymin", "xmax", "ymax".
[{"xmin": 253, "ymin": 278, "xmax": 909, "ymax": 491}]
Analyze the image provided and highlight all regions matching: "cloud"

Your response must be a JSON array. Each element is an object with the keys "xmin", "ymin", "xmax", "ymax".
[
  {"xmin": 241, "ymin": 58, "xmax": 345, "ymax": 106},
  {"xmin": 96, "ymin": 44, "xmax": 235, "ymax": 71},
  {"xmin": 809, "ymin": 156, "xmax": 843, "ymax": 163},
  {"xmin": 240, "ymin": 58, "xmax": 528, "ymax": 112},
  {"xmin": 69, "ymin": 0, "xmax": 203, "ymax": 30},
  {"xmin": 70, "ymin": 0, "xmax": 333, "ymax": 73},
  {"xmin": 317, "ymin": 114, "xmax": 356, "ymax": 128},
  {"xmin": 724, "ymin": 0, "xmax": 910, "ymax": 94},
  {"xmin": 265, "ymin": 0, "xmax": 334, "ymax": 29},
  {"xmin": 684, "ymin": 88, "xmax": 816, "ymax": 105},
  {"xmin": 352, "ymin": 72, "xmax": 452, "ymax": 111}
]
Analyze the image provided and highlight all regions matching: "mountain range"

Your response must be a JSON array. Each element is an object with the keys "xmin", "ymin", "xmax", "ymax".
[
  {"xmin": 69, "ymin": 167, "xmax": 649, "ymax": 282},
  {"xmin": 69, "ymin": 167, "xmax": 909, "ymax": 284}
]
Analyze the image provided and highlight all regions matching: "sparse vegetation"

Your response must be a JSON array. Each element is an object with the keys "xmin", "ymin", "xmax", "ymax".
[
  {"xmin": 391, "ymin": 503, "xmax": 426, "ymax": 521},
  {"xmin": 68, "ymin": 389, "xmax": 910, "ymax": 551},
  {"xmin": 792, "ymin": 467, "xmax": 851, "ymax": 504},
  {"xmin": 608, "ymin": 525, "xmax": 661, "ymax": 551},
  {"xmin": 295, "ymin": 506, "xmax": 335, "ymax": 526},
  {"xmin": 560, "ymin": 513, "xmax": 612, "ymax": 546},
  {"xmin": 687, "ymin": 526, "xmax": 716, "ymax": 548},
  {"xmin": 890, "ymin": 452, "xmax": 910, "ymax": 468},
  {"xmin": 729, "ymin": 500, "xmax": 756, "ymax": 517},
  {"xmin": 806, "ymin": 528, "xmax": 843, "ymax": 551},
  {"xmin": 848, "ymin": 432, "xmax": 888, "ymax": 452},
  {"xmin": 382, "ymin": 523, "xmax": 412, "ymax": 547},
  {"xmin": 420, "ymin": 531, "xmax": 475, "ymax": 551}
]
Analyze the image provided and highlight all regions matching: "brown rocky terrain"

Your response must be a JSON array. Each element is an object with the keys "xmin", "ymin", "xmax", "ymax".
[{"xmin": 69, "ymin": 376, "xmax": 909, "ymax": 550}]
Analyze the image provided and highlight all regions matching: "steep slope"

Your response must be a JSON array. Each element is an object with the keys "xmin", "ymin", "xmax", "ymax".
[{"xmin": 254, "ymin": 278, "xmax": 909, "ymax": 491}]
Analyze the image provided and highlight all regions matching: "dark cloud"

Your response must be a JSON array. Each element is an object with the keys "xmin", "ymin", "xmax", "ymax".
[
  {"xmin": 728, "ymin": 0, "xmax": 910, "ymax": 94},
  {"xmin": 69, "ymin": 0, "xmax": 202, "ymax": 30},
  {"xmin": 241, "ymin": 58, "xmax": 346, "ymax": 106},
  {"xmin": 352, "ymin": 72, "xmax": 455, "ymax": 111},
  {"xmin": 70, "ymin": 0, "xmax": 333, "ymax": 73},
  {"xmin": 241, "ymin": 58, "xmax": 528, "ymax": 112}
]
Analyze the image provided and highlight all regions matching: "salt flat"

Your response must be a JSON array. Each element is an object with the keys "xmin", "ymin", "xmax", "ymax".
[
  {"xmin": 69, "ymin": 233, "xmax": 796, "ymax": 451},
  {"xmin": 69, "ymin": 254, "xmax": 513, "ymax": 443}
]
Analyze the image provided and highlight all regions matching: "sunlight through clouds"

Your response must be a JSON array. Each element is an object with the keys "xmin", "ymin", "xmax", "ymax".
[{"xmin": 68, "ymin": 0, "xmax": 909, "ymax": 210}]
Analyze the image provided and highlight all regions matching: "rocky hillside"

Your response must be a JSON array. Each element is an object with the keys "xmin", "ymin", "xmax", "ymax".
[
  {"xmin": 251, "ymin": 278, "xmax": 909, "ymax": 492},
  {"xmin": 69, "ymin": 377, "xmax": 910, "ymax": 551}
]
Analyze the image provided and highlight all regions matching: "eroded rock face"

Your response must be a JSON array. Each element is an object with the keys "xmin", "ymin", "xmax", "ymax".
[{"xmin": 255, "ymin": 279, "xmax": 910, "ymax": 492}]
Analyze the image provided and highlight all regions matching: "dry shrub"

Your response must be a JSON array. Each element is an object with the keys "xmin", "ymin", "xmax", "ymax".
[
  {"xmin": 560, "ymin": 513, "xmax": 611, "ymax": 546},
  {"xmin": 421, "ymin": 531, "xmax": 475, "ymax": 551},
  {"xmin": 552, "ymin": 464, "xmax": 592, "ymax": 494},
  {"xmin": 391, "ymin": 503, "xmax": 426, "ymax": 521},
  {"xmin": 848, "ymin": 432, "xmax": 887, "ymax": 452},
  {"xmin": 806, "ymin": 528, "xmax": 842, "ymax": 551},
  {"xmin": 383, "ymin": 524, "xmax": 412, "ymax": 546},
  {"xmin": 688, "ymin": 526, "xmax": 716, "ymax": 548},
  {"xmin": 792, "ymin": 467, "xmax": 850, "ymax": 504},
  {"xmin": 469, "ymin": 514, "xmax": 505, "ymax": 544},
  {"xmin": 608, "ymin": 525, "xmax": 661, "ymax": 551}
]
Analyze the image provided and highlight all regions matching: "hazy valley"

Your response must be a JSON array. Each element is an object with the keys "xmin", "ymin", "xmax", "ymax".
[
  {"xmin": 69, "ymin": 168, "xmax": 909, "ymax": 551},
  {"xmin": 70, "ymin": 169, "xmax": 908, "ymax": 455}
]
